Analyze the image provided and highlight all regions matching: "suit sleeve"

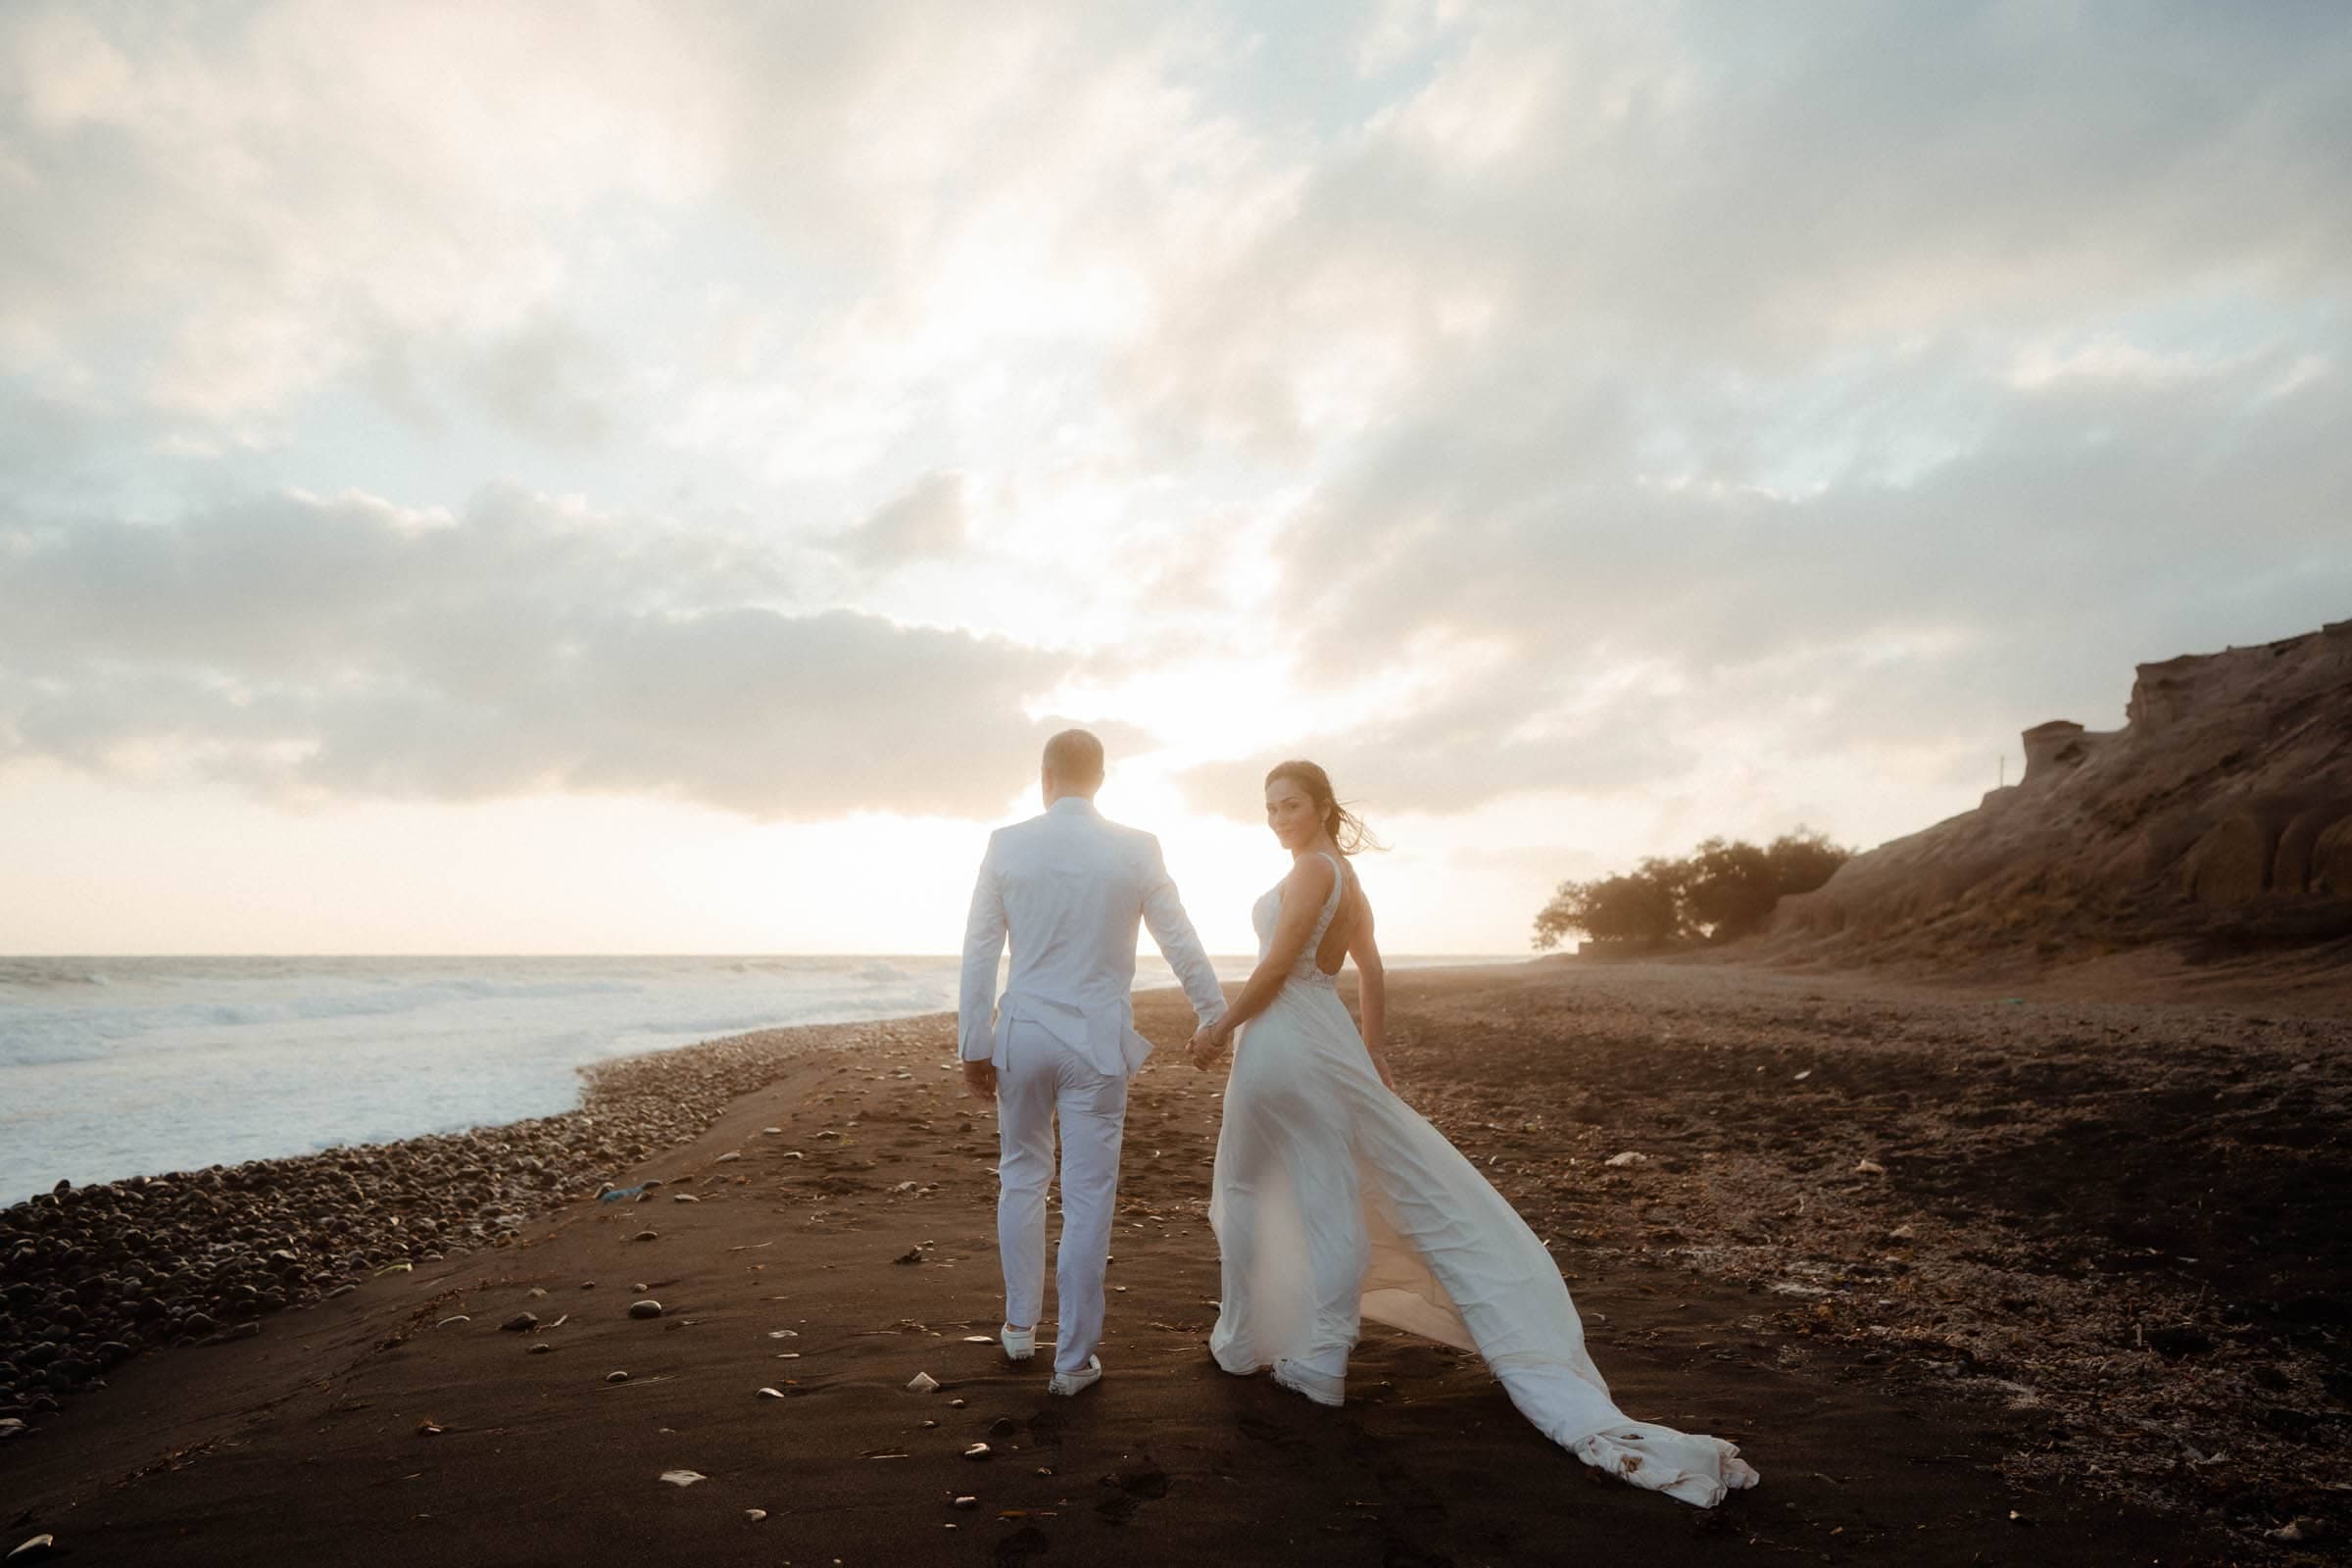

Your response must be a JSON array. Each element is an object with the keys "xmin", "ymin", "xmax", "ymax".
[
  {"xmin": 957, "ymin": 833, "xmax": 1006, "ymax": 1061},
  {"xmin": 1141, "ymin": 834, "xmax": 1227, "ymax": 1028}
]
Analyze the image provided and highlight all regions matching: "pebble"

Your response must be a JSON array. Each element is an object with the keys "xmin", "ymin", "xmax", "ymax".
[
  {"xmin": 906, "ymin": 1372, "xmax": 939, "ymax": 1393},
  {"xmin": 671, "ymin": 1195, "xmax": 700, "ymax": 1203},
  {"xmin": 659, "ymin": 1469, "xmax": 706, "ymax": 1487},
  {"xmin": 962, "ymin": 1443, "xmax": 992, "ymax": 1460},
  {"xmin": 628, "ymin": 1300, "xmax": 662, "ymax": 1320},
  {"xmin": 952, "ymin": 1495, "xmax": 978, "ymax": 1509},
  {"xmin": 526, "ymin": 1287, "xmax": 547, "ymax": 1298},
  {"xmin": 606, "ymin": 1371, "xmax": 630, "ymax": 1383},
  {"xmin": 6, "ymin": 1536, "xmax": 56, "ymax": 1562},
  {"xmin": 715, "ymin": 1152, "xmax": 741, "ymax": 1163},
  {"xmin": 633, "ymin": 1230, "xmax": 660, "ymax": 1242},
  {"xmin": 948, "ymin": 1397, "xmax": 967, "ymax": 1408},
  {"xmin": 436, "ymin": 1315, "xmax": 471, "ymax": 1330},
  {"xmin": 527, "ymin": 1344, "xmax": 555, "ymax": 1354},
  {"xmin": 743, "ymin": 1509, "xmax": 767, "ymax": 1523},
  {"xmin": 756, "ymin": 1387, "xmax": 785, "ymax": 1399},
  {"xmin": 0, "ymin": 1025, "xmax": 831, "ymax": 1425},
  {"xmin": 501, "ymin": 1312, "xmax": 539, "ymax": 1332}
]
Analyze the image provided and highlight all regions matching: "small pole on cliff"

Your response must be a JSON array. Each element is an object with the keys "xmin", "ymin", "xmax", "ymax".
[{"xmin": 1998, "ymin": 754, "xmax": 2006, "ymax": 788}]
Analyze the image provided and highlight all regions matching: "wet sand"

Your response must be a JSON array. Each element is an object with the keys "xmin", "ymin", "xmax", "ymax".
[{"xmin": 5, "ymin": 961, "xmax": 2342, "ymax": 1565}]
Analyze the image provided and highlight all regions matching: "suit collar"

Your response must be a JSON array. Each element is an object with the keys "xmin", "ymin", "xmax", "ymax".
[{"xmin": 1047, "ymin": 796, "xmax": 1100, "ymax": 817}]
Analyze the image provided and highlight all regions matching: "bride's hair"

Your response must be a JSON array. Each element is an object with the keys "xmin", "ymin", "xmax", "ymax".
[{"xmin": 1264, "ymin": 760, "xmax": 1385, "ymax": 856}]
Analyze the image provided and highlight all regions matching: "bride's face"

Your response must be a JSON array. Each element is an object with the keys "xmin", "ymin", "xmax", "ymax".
[{"xmin": 1264, "ymin": 780, "xmax": 1321, "ymax": 849}]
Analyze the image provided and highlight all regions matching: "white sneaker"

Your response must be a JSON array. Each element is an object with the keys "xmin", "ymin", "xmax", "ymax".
[
  {"xmin": 1048, "ymin": 1354, "xmax": 1102, "ymax": 1396},
  {"xmin": 1272, "ymin": 1357, "xmax": 1345, "ymax": 1407},
  {"xmin": 1000, "ymin": 1323, "xmax": 1035, "ymax": 1362}
]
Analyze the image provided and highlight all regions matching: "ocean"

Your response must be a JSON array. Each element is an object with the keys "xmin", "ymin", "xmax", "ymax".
[{"xmin": 0, "ymin": 953, "xmax": 1513, "ymax": 1207}]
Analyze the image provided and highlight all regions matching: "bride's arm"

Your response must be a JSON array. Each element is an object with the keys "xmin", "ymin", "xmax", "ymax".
[
  {"xmin": 1189, "ymin": 856, "xmax": 1336, "ymax": 1065},
  {"xmin": 1348, "ymin": 897, "xmax": 1393, "ymax": 1089}
]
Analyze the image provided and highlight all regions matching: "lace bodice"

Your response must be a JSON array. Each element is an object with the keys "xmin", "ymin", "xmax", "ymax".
[{"xmin": 1250, "ymin": 850, "xmax": 1348, "ymax": 989}]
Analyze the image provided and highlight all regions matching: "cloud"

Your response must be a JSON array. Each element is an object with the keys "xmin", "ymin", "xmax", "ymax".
[
  {"xmin": 1106, "ymin": 4, "xmax": 2352, "ymax": 827},
  {"xmin": 0, "ymin": 484, "xmax": 1073, "ymax": 818},
  {"xmin": 5, "ymin": 1, "xmax": 2351, "ymax": 866},
  {"xmin": 465, "ymin": 316, "xmax": 619, "ymax": 449},
  {"xmin": 1176, "ymin": 726, "xmax": 1701, "ymax": 828},
  {"xmin": 1152, "ymin": 333, "xmax": 2352, "ymax": 823},
  {"xmin": 838, "ymin": 469, "xmax": 968, "ymax": 568},
  {"xmin": 1109, "ymin": 1, "xmax": 2352, "ymax": 459}
]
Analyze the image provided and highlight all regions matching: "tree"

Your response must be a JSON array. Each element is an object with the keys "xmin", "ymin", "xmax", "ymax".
[
  {"xmin": 1683, "ymin": 836, "xmax": 1780, "ymax": 940},
  {"xmin": 1532, "ymin": 865, "xmax": 1684, "ymax": 949},
  {"xmin": 1532, "ymin": 827, "xmax": 1853, "ymax": 950},
  {"xmin": 1763, "ymin": 825, "xmax": 1849, "ymax": 899}
]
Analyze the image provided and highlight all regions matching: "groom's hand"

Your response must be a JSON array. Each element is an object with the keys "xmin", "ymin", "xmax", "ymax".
[{"xmin": 961, "ymin": 1058, "xmax": 998, "ymax": 1102}]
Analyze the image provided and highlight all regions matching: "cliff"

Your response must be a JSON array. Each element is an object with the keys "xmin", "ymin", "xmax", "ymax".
[{"xmin": 1767, "ymin": 619, "xmax": 2352, "ymax": 966}]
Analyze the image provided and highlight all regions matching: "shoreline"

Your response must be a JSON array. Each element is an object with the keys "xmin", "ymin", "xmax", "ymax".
[
  {"xmin": 0, "ymin": 1014, "xmax": 909, "ymax": 1431},
  {"xmin": 0, "ymin": 958, "xmax": 1533, "ymax": 1410},
  {"xmin": 0, "ymin": 957, "xmax": 1532, "ymax": 1430},
  {"xmin": 0, "ymin": 953, "xmax": 1533, "ymax": 1208}
]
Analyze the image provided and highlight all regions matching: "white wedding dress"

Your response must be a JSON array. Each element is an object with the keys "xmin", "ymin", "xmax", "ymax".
[{"xmin": 1206, "ymin": 852, "xmax": 1760, "ymax": 1508}]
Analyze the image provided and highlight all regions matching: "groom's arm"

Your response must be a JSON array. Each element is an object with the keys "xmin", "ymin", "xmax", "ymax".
[
  {"xmin": 1141, "ymin": 835, "xmax": 1227, "ymax": 1029},
  {"xmin": 957, "ymin": 833, "xmax": 1007, "ymax": 1096}
]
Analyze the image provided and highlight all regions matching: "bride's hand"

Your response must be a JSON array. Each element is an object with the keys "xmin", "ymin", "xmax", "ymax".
[
  {"xmin": 1368, "ymin": 1051, "xmax": 1396, "ymax": 1092},
  {"xmin": 1188, "ymin": 1022, "xmax": 1227, "ymax": 1070}
]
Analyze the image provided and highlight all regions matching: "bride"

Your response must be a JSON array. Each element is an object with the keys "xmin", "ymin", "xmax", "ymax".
[{"xmin": 1186, "ymin": 760, "xmax": 1760, "ymax": 1508}]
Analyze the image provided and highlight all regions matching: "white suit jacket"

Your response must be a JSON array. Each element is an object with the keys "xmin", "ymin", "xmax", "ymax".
[{"xmin": 958, "ymin": 797, "xmax": 1227, "ymax": 1077}]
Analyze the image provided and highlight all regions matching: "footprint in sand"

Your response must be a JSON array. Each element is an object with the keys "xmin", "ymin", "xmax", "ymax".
[
  {"xmin": 993, "ymin": 1524, "xmax": 1051, "ymax": 1566},
  {"xmin": 1093, "ymin": 1462, "xmax": 1170, "ymax": 1523},
  {"xmin": 1235, "ymin": 1412, "xmax": 1308, "ymax": 1449}
]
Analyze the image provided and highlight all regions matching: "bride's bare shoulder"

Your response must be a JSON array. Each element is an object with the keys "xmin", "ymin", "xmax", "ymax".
[{"xmin": 1284, "ymin": 854, "xmax": 1339, "ymax": 900}]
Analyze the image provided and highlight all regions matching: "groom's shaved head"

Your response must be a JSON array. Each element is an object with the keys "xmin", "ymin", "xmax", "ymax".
[{"xmin": 1042, "ymin": 728, "xmax": 1105, "ymax": 793}]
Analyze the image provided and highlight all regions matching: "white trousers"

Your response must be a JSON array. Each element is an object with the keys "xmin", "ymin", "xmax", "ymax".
[{"xmin": 994, "ymin": 1017, "xmax": 1129, "ymax": 1374}]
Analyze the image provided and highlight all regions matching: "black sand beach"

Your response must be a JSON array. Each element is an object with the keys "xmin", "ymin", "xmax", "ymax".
[{"xmin": 5, "ymin": 961, "xmax": 2346, "ymax": 1565}]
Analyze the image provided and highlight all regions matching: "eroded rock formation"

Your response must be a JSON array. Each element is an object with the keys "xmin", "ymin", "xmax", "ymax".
[{"xmin": 1769, "ymin": 619, "xmax": 2352, "ymax": 963}]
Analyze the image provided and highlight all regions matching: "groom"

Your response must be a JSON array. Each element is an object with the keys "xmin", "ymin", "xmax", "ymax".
[{"xmin": 958, "ymin": 728, "xmax": 1228, "ymax": 1395}]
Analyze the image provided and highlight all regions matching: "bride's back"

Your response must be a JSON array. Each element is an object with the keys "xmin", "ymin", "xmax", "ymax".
[{"xmin": 1313, "ymin": 862, "xmax": 1366, "ymax": 975}]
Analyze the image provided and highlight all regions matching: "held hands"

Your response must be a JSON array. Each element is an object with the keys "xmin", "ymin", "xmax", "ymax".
[{"xmin": 1187, "ymin": 1018, "xmax": 1232, "ymax": 1072}]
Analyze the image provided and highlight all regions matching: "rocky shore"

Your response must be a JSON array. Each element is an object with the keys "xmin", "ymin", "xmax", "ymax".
[{"xmin": 0, "ymin": 1018, "xmax": 890, "ymax": 1438}]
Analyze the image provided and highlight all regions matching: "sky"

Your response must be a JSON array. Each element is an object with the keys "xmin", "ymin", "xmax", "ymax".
[{"xmin": 1, "ymin": 1, "xmax": 2347, "ymax": 956}]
